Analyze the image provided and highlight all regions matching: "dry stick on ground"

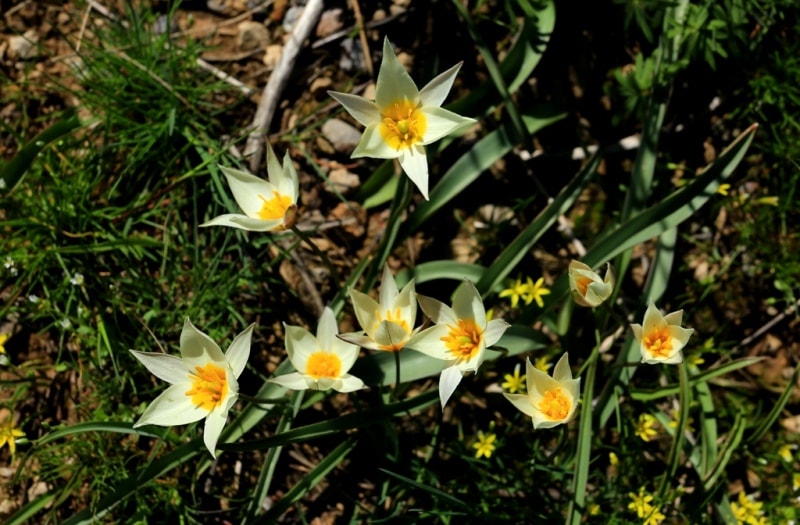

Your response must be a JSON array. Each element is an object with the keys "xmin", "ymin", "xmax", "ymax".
[
  {"xmin": 349, "ymin": 0, "xmax": 374, "ymax": 76},
  {"xmin": 244, "ymin": 0, "xmax": 324, "ymax": 173}
]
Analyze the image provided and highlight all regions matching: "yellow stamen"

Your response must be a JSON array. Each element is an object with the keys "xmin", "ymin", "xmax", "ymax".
[
  {"xmin": 185, "ymin": 363, "xmax": 229, "ymax": 411},
  {"xmin": 257, "ymin": 191, "xmax": 292, "ymax": 221},
  {"xmin": 306, "ymin": 351, "xmax": 342, "ymax": 379},
  {"xmin": 441, "ymin": 319, "xmax": 483, "ymax": 360},
  {"xmin": 644, "ymin": 326, "xmax": 672, "ymax": 358},
  {"xmin": 379, "ymin": 99, "xmax": 427, "ymax": 150},
  {"xmin": 575, "ymin": 276, "xmax": 592, "ymax": 296},
  {"xmin": 538, "ymin": 387, "xmax": 571, "ymax": 420}
]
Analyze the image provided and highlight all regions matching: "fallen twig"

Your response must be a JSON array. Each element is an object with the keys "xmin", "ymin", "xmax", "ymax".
[{"xmin": 244, "ymin": 0, "xmax": 324, "ymax": 173}]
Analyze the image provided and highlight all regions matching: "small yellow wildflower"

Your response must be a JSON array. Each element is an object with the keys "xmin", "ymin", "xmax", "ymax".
[
  {"xmin": 793, "ymin": 473, "xmax": 800, "ymax": 491},
  {"xmin": 0, "ymin": 417, "xmax": 25, "ymax": 454},
  {"xmin": 473, "ymin": 430, "xmax": 497, "ymax": 459},
  {"xmin": 628, "ymin": 488, "xmax": 665, "ymax": 525},
  {"xmin": 0, "ymin": 333, "xmax": 8, "ymax": 354},
  {"xmin": 588, "ymin": 503, "xmax": 601, "ymax": 516},
  {"xmin": 730, "ymin": 491, "xmax": 768, "ymax": 525},
  {"xmin": 499, "ymin": 278, "xmax": 529, "ymax": 309},
  {"xmin": 778, "ymin": 444, "xmax": 795, "ymax": 463},
  {"xmin": 501, "ymin": 363, "xmax": 526, "ymax": 394},
  {"xmin": 534, "ymin": 355, "xmax": 552, "ymax": 372},
  {"xmin": 609, "ymin": 451, "xmax": 619, "ymax": 466},
  {"xmin": 686, "ymin": 353, "xmax": 705, "ymax": 368},
  {"xmin": 755, "ymin": 196, "xmax": 778, "ymax": 206},
  {"xmin": 717, "ymin": 183, "xmax": 731, "ymax": 196},
  {"xmin": 524, "ymin": 277, "xmax": 551, "ymax": 308},
  {"xmin": 667, "ymin": 410, "xmax": 695, "ymax": 433},
  {"xmin": 635, "ymin": 413, "xmax": 659, "ymax": 442}
]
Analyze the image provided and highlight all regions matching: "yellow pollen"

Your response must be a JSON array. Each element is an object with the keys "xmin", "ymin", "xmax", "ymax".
[
  {"xmin": 441, "ymin": 319, "xmax": 483, "ymax": 360},
  {"xmin": 306, "ymin": 351, "xmax": 342, "ymax": 379},
  {"xmin": 257, "ymin": 191, "xmax": 292, "ymax": 221},
  {"xmin": 379, "ymin": 99, "xmax": 427, "ymax": 150},
  {"xmin": 644, "ymin": 326, "xmax": 672, "ymax": 358},
  {"xmin": 185, "ymin": 363, "xmax": 229, "ymax": 411},
  {"xmin": 576, "ymin": 276, "xmax": 592, "ymax": 296},
  {"xmin": 538, "ymin": 387, "xmax": 571, "ymax": 420}
]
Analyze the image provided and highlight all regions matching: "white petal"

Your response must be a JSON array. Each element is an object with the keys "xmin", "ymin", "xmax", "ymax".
[
  {"xmin": 397, "ymin": 146, "xmax": 429, "ymax": 200},
  {"xmin": 642, "ymin": 302, "xmax": 664, "ymax": 335},
  {"xmin": 336, "ymin": 374, "xmax": 366, "ymax": 393},
  {"xmin": 284, "ymin": 323, "xmax": 318, "ymax": 371},
  {"xmin": 219, "ymin": 165, "xmax": 277, "ymax": 218},
  {"xmin": 352, "ymin": 124, "xmax": 400, "ymax": 159},
  {"xmin": 180, "ymin": 319, "xmax": 226, "ymax": 370},
  {"xmin": 328, "ymin": 91, "xmax": 381, "ymax": 127},
  {"xmin": 337, "ymin": 332, "xmax": 384, "ymax": 352},
  {"xmin": 316, "ymin": 307, "xmax": 338, "ymax": 353},
  {"xmin": 265, "ymin": 142, "xmax": 283, "ymax": 183},
  {"xmin": 129, "ymin": 350, "xmax": 189, "ymax": 385},
  {"xmin": 336, "ymin": 341, "xmax": 360, "ymax": 372},
  {"xmin": 281, "ymin": 151, "xmax": 300, "ymax": 201},
  {"xmin": 406, "ymin": 325, "xmax": 453, "ymax": 360},
  {"xmin": 268, "ymin": 372, "xmax": 312, "ymax": 390},
  {"xmin": 452, "ymin": 280, "xmax": 484, "ymax": 326},
  {"xmin": 200, "ymin": 213, "xmax": 282, "ymax": 232},
  {"xmin": 438, "ymin": 365, "xmax": 463, "ymax": 409},
  {"xmin": 418, "ymin": 62, "xmax": 462, "ymax": 108},
  {"xmin": 630, "ymin": 323, "xmax": 643, "ymax": 342},
  {"xmin": 203, "ymin": 405, "xmax": 229, "ymax": 458},
  {"xmin": 225, "ymin": 324, "xmax": 253, "ymax": 379},
  {"xmin": 503, "ymin": 393, "xmax": 537, "ymax": 419},
  {"xmin": 375, "ymin": 37, "xmax": 420, "ymax": 109},
  {"xmin": 552, "ymin": 353, "xmax": 573, "ymax": 383},
  {"xmin": 350, "ymin": 288, "xmax": 381, "ymax": 338},
  {"xmin": 134, "ymin": 384, "xmax": 206, "ymax": 427},
  {"xmin": 394, "ymin": 280, "xmax": 417, "ymax": 327},
  {"xmin": 379, "ymin": 265, "xmax": 400, "ymax": 307},
  {"xmin": 416, "ymin": 294, "xmax": 456, "ymax": 325},
  {"xmin": 483, "ymin": 319, "xmax": 510, "ymax": 348},
  {"xmin": 664, "ymin": 309, "xmax": 684, "ymax": 326},
  {"xmin": 419, "ymin": 106, "xmax": 476, "ymax": 145}
]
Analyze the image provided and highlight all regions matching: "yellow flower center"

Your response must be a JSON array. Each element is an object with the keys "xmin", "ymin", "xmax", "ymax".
[
  {"xmin": 575, "ymin": 276, "xmax": 592, "ymax": 296},
  {"xmin": 306, "ymin": 351, "xmax": 342, "ymax": 379},
  {"xmin": 538, "ymin": 387, "xmax": 571, "ymax": 421},
  {"xmin": 375, "ymin": 308, "xmax": 410, "ymax": 352},
  {"xmin": 185, "ymin": 363, "xmax": 229, "ymax": 412},
  {"xmin": 441, "ymin": 319, "xmax": 483, "ymax": 360},
  {"xmin": 644, "ymin": 326, "xmax": 672, "ymax": 358},
  {"xmin": 257, "ymin": 191, "xmax": 293, "ymax": 221},
  {"xmin": 379, "ymin": 99, "xmax": 427, "ymax": 150}
]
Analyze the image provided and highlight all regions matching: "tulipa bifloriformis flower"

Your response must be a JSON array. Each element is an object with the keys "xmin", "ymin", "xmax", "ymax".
[
  {"xmin": 503, "ymin": 353, "xmax": 580, "ymax": 429},
  {"xmin": 201, "ymin": 143, "xmax": 298, "ymax": 232},
  {"xmin": 328, "ymin": 37, "xmax": 476, "ymax": 200},
  {"xmin": 269, "ymin": 307, "xmax": 365, "ymax": 393},
  {"xmin": 130, "ymin": 319, "xmax": 253, "ymax": 458},
  {"xmin": 408, "ymin": 280, "xmax": 509, "ymax": 408},
  {"xmin": 339, "ymin": 265, "xmax": 420, "ymax": 352},
  {"xmin": 630, "ymin": 302, "xmax": 694, "ymax": 364},
  {"xmin": 568, "ymin": 260, "xmax": 615, "ymax": 308}
]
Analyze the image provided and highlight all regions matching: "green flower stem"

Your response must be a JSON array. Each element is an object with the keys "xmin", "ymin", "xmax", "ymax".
[
  {"xmin": 658, "ymin": 362, "xmax": 690, "ymax": 499},
  {"xmin": 290, "ymin": 224, "xmax": 342, "ymax": 291},
  {"xmin": 567, "ymin": 335, "xmax": 600, "ymax": 525},
  {"xmin": 393, "ymin": 349, "xmax": 402, "ymax": 400},
  {"xmin": 363, "ymin": 168, "xmax": 412, "ymax": 291}
]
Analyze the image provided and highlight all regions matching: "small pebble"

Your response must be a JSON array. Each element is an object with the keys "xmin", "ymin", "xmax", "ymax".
[{"xmin": 322, "ymin": 119, "xmax": 362, "ymax": 154}]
